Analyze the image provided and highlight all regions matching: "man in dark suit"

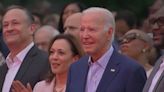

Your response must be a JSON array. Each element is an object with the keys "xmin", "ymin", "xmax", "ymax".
[
  {"xmin": 66, "ymin": 7, "xmax": 147, "ymax": 92},
  {"xmin": 0, "ymin": 5, "xmax": 49, "ymax": 92},
  {"xmin": 143, "ymin": 6, "xmax": 164, "ymax": 92},
  {"xmin": 0, "ymin": 29, "xmax": 9, "ymax": 57}
]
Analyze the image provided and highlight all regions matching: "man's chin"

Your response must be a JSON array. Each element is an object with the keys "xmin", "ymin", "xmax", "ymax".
[
  {"xmin": 84, "ymin": 50, "xmax": 93, "ymax": 55},
  {"xmin": 5, "ymin": 40, "xmax": 17, "ymax": 45},
  {"xmin": 154, "ymin": 40, "xmax": 164, "ymax": 49}
]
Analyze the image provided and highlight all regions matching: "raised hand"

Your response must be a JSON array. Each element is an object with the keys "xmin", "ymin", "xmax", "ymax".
[{"xmin": 12, "ymin": 80, "xmax": 32, "ymax": 92}]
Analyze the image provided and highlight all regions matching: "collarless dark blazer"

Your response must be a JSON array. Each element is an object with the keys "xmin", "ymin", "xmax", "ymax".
[
  {"xmin": 0, "ymin": 45, "xmax": 50, "ymax": 92},
  {"xmin": 66, "ymin": 50, "xmax": 147, "ymax": 92}
]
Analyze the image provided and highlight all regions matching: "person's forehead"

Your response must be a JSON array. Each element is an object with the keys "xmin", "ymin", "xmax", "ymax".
[
  {"xmin": 5, "ymin": 9, "xmax": 26, "ymax": 16},
  {"xmin": 81, "ymin": 13, "xmax": 106, "ymax": 27},
  {"xmin": 65, "ymin": 17, "xmax": 81, "ymax": 26},
  {"xmin": 150, "ymin": 7, "xmax": 164, "ymax": 18},
  {"xmin": 3, "ymin": 9, "xmax": 28, "ymax": 21},
  {"xmin": 82, "ymin": 14, "xmax": 99, "ymax": 23}
]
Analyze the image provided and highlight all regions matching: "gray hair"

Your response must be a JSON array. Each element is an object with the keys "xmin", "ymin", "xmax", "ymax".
[
  {"xmin": 82, "ymin": 7, "xmax": 115, "ymax": 42},
  {"xmin": 34, "ymin": 25, "xmax": 60, "ymax": 38}
]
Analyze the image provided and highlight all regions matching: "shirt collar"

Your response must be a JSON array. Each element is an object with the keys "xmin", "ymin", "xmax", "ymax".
[
  {"xmin": 6, "ymin": 42, "xmax": 34, "ymax": 68},
  {"xmin": 88, "ymin": 46, "xmax": 114, "ymax": 69}
]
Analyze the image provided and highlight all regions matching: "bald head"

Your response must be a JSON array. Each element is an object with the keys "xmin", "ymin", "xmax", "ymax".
[
  {"xmin": 64, "ymin": 13, "xmax": 82, "ymax": 39},
  {"xmin": 34, "ymin": 25, "xmax": 60, "ymax": 52}
]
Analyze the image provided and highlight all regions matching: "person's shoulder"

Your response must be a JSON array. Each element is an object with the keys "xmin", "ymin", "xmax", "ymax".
[
  {"xmin": 35, "ymin": 80, "xmax": 49, "ymax": 87},
  {"xmin": 32, "ymin": 45, "xmax": 48, "ymax": 57},
  {"xmin": 113, "ymin": 50, "xmax": 144, "ymax": 70},
  {"xmin": 33, "ymin": 80, "xmax": 52, "ymax": 92},
  {"xmin": 71, "ymin": 55, "xmax": 89, "ymax": 66},
  {"xmin": 28, "ymin": 45, "xmax": 48, "ymax": 61}
]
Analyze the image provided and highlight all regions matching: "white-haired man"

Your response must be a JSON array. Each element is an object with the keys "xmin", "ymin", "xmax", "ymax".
[
  {"xmin": 66, "ymin": 7, "xmax": 146, "ymax": 92},
  {"xmin": 34, "ymin": 25, "xmax": 60, "ymax": 52}
]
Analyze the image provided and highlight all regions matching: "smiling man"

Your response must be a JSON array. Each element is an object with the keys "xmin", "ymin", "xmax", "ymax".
[
  {"xmin": 0, "ymin": 5, "xmax": 49, "ymax": 92},
  {"xmin": 143, "ymin": 6, "xmax": 164, "ymax": 92},
  {"xmin": 66, "ymin": 7, "xmax": 146, "ymax": 92}
]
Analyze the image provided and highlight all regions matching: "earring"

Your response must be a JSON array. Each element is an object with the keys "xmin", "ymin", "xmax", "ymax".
[{"xmin": 142, "ymin": 49, "xmax": 146, "ymax": 53}]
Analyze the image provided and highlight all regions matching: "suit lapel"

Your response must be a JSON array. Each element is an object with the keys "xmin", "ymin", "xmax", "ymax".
[
  {"xmin": 143, "ymin": 56, "xmax": 164, "ymax": 92},
  {"xmin": 78, "ymin": 56, "xmax": 89, "ymax": 92},
  {"xmin": 96, "ymin": 51, "xmax": 120, "ymax": 92},
  {"xmin": 0, "ymin": 64, "xmax": 8, "ymax": 91},
  {"xmin": 14, "ymin": 46, "xmax": 37, "ymax": 80},
  {"xmin": 153, "ymin": 56, "xmax": 164, "ymax": 92},
  {"xmin": 153, "ymin": 71, "xmax": 164, "ymax": 92}
]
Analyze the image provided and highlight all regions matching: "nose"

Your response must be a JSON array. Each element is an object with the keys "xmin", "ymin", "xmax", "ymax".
[
  {"xmin": 64, "ymin": 28, "xmax": 70, "ymax": 34},
  {"xmin": 51, "ymin": 52, "xmax": 59, "ymax": 61},
  {"xmin": 152, "ymin": 22, "xmax": 160, "ymax": 31},
  {"xmin": 120, "ymin": 39, "xmax": 129, "ymax": 45},
  {"xmin": 4, "ymin": 24, "xmax": 14, "ymax": 32},
  {"xmin": 80, "ymin": 29, "xmax": 90, "ymax": 39}
]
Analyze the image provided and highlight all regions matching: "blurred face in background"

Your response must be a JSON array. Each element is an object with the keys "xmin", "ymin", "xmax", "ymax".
[
  {"xmin": 64, "ymin": 13, "xmax": 82, "ymax": 39},
  {"xmin": 115, "ymin": 19, "xmax": 130, "ymax": 40},
  {"xmin": 49, "ymin": 39, "xmax": 76, "ymax": 75},
  {"xmin": 62, "ymin": 3, "xmax": 81, "ymax": 24},
  {"xmin": 34, "ymin": 30, "xmax": 52, "ymax": 52},
  {"xmin": 120, "ymin": 33, "xmax": 149, "ymax": 59},
  {"xmin": 149, "ymin": 7, "xmax": 164, "ymax": 49}
]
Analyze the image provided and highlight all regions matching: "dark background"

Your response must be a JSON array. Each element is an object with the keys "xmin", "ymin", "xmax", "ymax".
[{"xmin": 0, "ymin": 0, "xmax": 155, "ymax": 21}]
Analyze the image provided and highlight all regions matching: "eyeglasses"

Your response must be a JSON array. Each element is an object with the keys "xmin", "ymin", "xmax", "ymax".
[
  {"xmin": 149, "ymin": 17, "xmax": 164, "ymax": 27},
  {"xmin": 119, "ymin": 33, "xmax": 142, "ymax": 44}
]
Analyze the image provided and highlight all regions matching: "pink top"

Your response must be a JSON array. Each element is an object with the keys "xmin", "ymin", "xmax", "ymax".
[{"xmin": 33, "ymin": 78, "xmax": 66, "ymax": 92}]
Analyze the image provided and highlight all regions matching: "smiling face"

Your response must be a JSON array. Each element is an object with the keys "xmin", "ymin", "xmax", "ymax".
[
  {"xmin": 149, "ymin": 7, "xmax": 164, "ymax": 49},
  {"xmin": 2, "ymin": 9, "xmax": 33, "ymax": 49},
  {"xmin": 80, "ymin": 12, "xmax": 112, "ymax": 61},
  {"xmin": 49, "ymin": 39, "xmax": 76, "ymax": 75}
]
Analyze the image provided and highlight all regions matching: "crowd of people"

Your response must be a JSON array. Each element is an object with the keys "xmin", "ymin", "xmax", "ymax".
[{"xmin": 0, "ymin": 0, "xmax": 164, "ymax": 92}]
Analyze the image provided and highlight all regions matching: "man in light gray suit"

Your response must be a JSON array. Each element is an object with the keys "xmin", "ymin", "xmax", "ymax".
[{"xmin": 143, "ymin": 6, "xmax": 164, "ymax": 92}]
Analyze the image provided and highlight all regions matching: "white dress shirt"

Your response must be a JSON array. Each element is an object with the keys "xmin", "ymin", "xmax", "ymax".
[{"xmin": 2, "ymin": 42, "xmax": 34, "ymax": 92}]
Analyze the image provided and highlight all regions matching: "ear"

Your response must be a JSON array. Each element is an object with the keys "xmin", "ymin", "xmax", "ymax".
[
  {"xmin": 107, "ymin": 27, "xmax": 113, "ymax": 41},
  {"xmin": 29, "ymin": 24, "xmax": 37, "ymax": 35},
  {"xmin": 142, "ymin": 42, "xmax": 150, "ymax": 53},
  {"xmin": 107, "ymin": 27, "xmax": 113, "ymax": 35},
  {"xmin": 72, "ymin": 55, "xmax": 80, "ymax": 62}
]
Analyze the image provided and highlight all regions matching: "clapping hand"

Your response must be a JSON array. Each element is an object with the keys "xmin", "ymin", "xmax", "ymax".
[{"xmin": 12, "ymin": 80, "xmax": 32, "ymax": 92}]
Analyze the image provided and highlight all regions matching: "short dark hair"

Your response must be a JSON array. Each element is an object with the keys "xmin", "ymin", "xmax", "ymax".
[
  {"xmin": 58, "ymin": 2, "xmax": 87, "ymax": 33},
  {"xmin": 115, "ymin": 10, "xmax": 137, "ymax": 29},
  {"xmin": 49, "ymin": 34, "xmax": 84, "ymax": 57},
  {"xmin": 3, "ymin": 5, "xmax": 34, "ymax": 24}
]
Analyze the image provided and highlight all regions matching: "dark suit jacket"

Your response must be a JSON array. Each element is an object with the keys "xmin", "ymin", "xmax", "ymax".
[
  {"xmin": 143, "ymin": 55, "xmax": 164, "ymax": 92},
  {"xmin": 0, "ymin": 45, "xmax": 49, "ymax": 92},
  {"xmin": 0, "ymin": 31, "xmax": 9, "ymax": 58},
  {"xmin": 66, "ymin": 50, "xmax": 147, "ymax": 92}
]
